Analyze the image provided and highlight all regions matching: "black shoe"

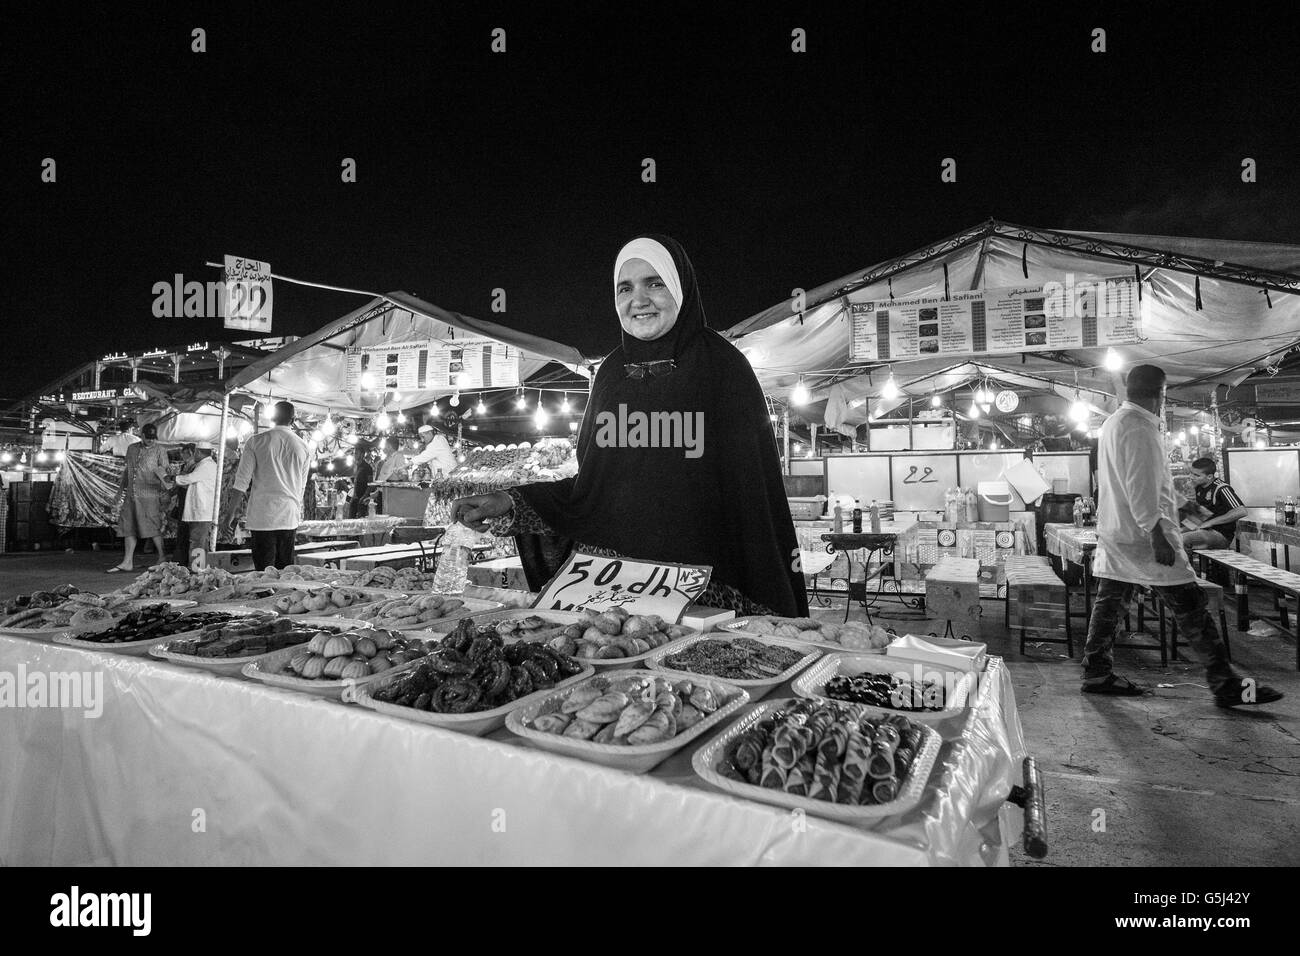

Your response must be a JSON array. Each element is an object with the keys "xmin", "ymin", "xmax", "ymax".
[
  {"xmin": 1081, "ymin": 673, "xmax": 1146, "ymax": 696},
  {"xmin": 1214, "ymin": 682, "xmax": 1284, "ymax": 709}
]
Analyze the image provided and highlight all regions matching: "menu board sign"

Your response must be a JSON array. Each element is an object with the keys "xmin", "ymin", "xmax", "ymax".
[
  {"xmin": 342, "ymin": 338, "xmax": 522, "ymax": 392},
  {"xmin": 849, "ymin": 278, "xmax": 1141, "ymax": 362}
]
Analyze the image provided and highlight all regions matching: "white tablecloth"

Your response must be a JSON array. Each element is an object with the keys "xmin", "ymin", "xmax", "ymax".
[{"xmin": 0, "ymin": 636, "xmax": 1025, "ymax": 866}]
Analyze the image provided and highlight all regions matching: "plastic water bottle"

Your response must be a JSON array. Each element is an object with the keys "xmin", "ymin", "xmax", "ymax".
[
  {"xmin": 869, "ymin": 500, "xmax": 881, "ymax": 533},
  {"xmin": 965, "ymin": 487, "xmax": 978, "ymax": 522},
  {"xmin": 432, "ymin": 544, "xmax": 471, "ymax": 595},
  {"xmin": 852, "ymin": 500, "xmax": 863, "ymax": 533},
  {"xmin": 833, "ymin": 503, "xmax": 843, "ymax": 533},
  {"xmin": 1073, "ymin": 498, "xmax": 1084, "ymax": 528}
]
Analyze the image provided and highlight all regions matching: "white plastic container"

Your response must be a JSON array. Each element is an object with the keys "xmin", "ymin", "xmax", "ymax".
[
  {"xmin": 690, "ymin": 697, "xmax": 942, "ymax": 823},
  {"xmin": 146, "ymin": 612, "xmax": 344, "ymax": 676},
  {"xmin": 352, "ymin": 661, "xmax": 595, "ymax": 736},
  {"xmin": 643, "ymin": 632, "xmax": 821, "ymax": 702},
  {"xmin": 425, "ymin": 608, "xmax": 697, "ymax": 669},
  {"xmin": 506, "ymin": 669, "xmax": 749, "ymax": 773},
  {"xmin": 791, "ymin": 652, "xmax": 974, "ymax": 736},
  {"xmin": 331, "ymin": 596, "xmax": 503, "ymax": 630}
]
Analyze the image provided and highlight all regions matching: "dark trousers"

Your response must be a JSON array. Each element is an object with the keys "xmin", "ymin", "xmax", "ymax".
[
  {"xmin": 174, "ymin": 520, "xmax": 191, "ymax": 565},
  {"xmin": 251, "ymin": 529, "xmax": 297, "ymax": 570},
  {"xmin": 1082, "ymin": 576, "xmax": 1239, "ymax": 695}
]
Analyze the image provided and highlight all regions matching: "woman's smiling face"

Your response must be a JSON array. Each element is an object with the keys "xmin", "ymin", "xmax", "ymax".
[{"xmin": 616, "ymin": 258, "xmax": 679, "ymax": 341}]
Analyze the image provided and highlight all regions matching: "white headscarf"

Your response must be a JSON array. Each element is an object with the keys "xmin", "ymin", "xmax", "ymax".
[{"xmin": 614, "ymin": 237, "xmax": 683, "ymax": 309}]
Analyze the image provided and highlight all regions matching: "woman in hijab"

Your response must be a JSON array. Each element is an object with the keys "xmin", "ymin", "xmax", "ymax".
[{"xmin": 452, "ymin": 234, "xmax": 807, "ymax": 617}]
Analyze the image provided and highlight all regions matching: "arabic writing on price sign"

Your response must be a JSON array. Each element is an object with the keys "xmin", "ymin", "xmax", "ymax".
[{"xmin": 532, "ymin": 553, "xmax": 712, "ymax": 623}]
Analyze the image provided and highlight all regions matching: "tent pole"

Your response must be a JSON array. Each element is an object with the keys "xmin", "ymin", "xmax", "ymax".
[
  {"xmin": 782, "ymin": 410, "xmax": 790, "ymax": 475},
  {"xmin": 212, "ymin": 394, "xmax": 231, "ymax": 551}
]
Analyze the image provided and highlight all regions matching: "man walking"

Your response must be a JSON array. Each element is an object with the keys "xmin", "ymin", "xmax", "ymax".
[
  {"xmin": 1083, "ymin": 364, "xmax": 1282, "ymax": 708},
  {"xmin": 168, "ymin": 441, "xmax": 219, "ymax": 566},
  {"xmin": 225, "ymin": 402, "xmax": 310, "ymax": 570}
]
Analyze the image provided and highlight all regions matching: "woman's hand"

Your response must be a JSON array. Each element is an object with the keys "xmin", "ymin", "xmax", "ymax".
[{"xmin": 451, "ymin": 492, "xmax": 513, "ymax": 532}]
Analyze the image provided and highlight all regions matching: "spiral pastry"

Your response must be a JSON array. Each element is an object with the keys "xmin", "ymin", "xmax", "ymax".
[{"xmin": 433, "ymin": 679, "xmax": 482, "ymax": 714}]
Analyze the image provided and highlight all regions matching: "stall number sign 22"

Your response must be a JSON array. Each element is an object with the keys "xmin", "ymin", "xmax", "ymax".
[
  {"xmin": 533, "ymin": 553, "xmax": 712, "ymax": 624},
  {"xmin": 223, "ymin": 254, "xmax": 273, "ymax": 332},
  {"xmin": 904, "ymin": 465, "xmax": 937, "ymax": 484}
]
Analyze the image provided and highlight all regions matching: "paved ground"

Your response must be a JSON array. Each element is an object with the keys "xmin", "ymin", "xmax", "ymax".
[
  {"xmin": 4, "ymin": 549, "xmax": 1298, "ymax": 866},
  {"xmin": 807, "ymin": 590, "xmax": 1299, "ymax": 867}
]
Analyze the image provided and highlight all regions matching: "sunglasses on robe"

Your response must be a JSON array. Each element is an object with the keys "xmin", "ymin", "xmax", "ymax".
[{"xmin": 623, "ymin": 360, "xmax": 677, "ymax": 380}]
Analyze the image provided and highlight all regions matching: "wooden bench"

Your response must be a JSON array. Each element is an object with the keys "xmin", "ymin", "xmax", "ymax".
[
  {"xmin": 206, "ymin": 540, "xmax": 360, "ymax": 572},
  {"xmin": 1135, "ymin": 579, "xmax": 1231, "ymax": 665},
  {"xmin": 1193, "ymin": 548, "xmax": 1299, "ymax": 669},
  {"xmin": 1005, "ymin": 556, "xmax": 1072, "ymax": 656}
]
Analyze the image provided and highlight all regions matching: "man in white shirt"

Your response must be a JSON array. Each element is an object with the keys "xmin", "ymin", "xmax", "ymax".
[
  {"xmin": 225, "ymin": 401, "xmax": 311, "ymax": 570},
  {"xmin": 408, "ymin": 422, "xmax": 457, "ymax": 479},
  {"xmin": 374, "ymin": 436, "xmax": 409, "ymax": 483},
  {"xmin": 168, "ymin": 442, "xmax": 219, "ymax": 564},
  {"xmin": 103, "ymin": 421, "xmax": 141, "ymax": 457},
  {"xmin": 1085, "ymin": 364, "xmax": 1281, "ymax": 708}
]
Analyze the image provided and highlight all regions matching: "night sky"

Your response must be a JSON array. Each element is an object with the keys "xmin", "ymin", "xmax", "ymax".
[{"xmin": 6, "ymin": 2, "xmax": 1298, "ymax": 405}]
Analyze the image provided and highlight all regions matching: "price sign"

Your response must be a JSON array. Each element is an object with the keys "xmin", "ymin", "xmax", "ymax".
[
  {"xmin": 223, "ymin": 255, "xmax": 273, "ymax": 331},
  {"xmin": 532, "ymin": 553, "xmax": 712, "ymax": 623}
]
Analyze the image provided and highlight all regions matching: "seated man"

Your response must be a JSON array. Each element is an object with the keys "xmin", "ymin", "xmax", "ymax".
[{"xmin": 1181, "ymin": 456, "xmax": 1247, "ymax": 553}]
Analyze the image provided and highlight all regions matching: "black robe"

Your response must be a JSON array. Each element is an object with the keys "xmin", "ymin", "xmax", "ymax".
[{"xmin": 515, "ymin": 234, "xmax": 808, "ymax": 616}]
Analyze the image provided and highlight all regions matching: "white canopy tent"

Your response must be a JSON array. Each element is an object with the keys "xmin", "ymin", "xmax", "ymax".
[
  {"xmin": 227, "ymin": 291, "xmax": 591, "ymax": 415},
  {"xmin": 727, "ymin": 221, "xmax": 1300, "ymax": 421}
]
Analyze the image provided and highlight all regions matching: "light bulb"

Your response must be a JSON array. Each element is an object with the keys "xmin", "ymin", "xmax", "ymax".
[
  {"xmin": 1070, "ymin": 400, "xmax": 1089, "ymax": 422},
  {"xmin": 327, "ymin": 461, "xmax": 335, "ymax": 472},
  {"xmin": 769, "ymin": 414, "xmax": 778, "ymax": 423},
  {"xmin": 376, "ymin": 412, "xmax": 391, "ymax": 431},
  {"xmin": 561, "ymin": 396, "xmax": 571, "ymax": 413},
  {"xmin": 1177, "ymin": 430, "xmax": 1187, "ymax": 442},
  {"xmin": 931, "ymin": 395, "xmax": 942, "ymax": 408},
  {"xmin": 516, "ymin": 393, "xmax": 527, "ymax": 410},
  {"xmin": 311, "ymin": 429, "xmax": 324, "ymax": 442},
  {"xmin": 395, "ymin": 411, "xmax": 406, "ymax": 423},
  {"xmin": 56, "ymin": 451, "xmax": 66, "ymax": 461},
  {"xmin": 990, "ymin": 440, "xmax": 999, "ymax": 450},
  {"xmin": 1256, "ymin": 438, "xmax": 1267, "ymax": 449},
  {"xmin": 36, "ymin": 452, "xmax": 48, "ymax": 463},
  {"xmin": 0, "ymin": 452, "xmax": 11, "ymax": 463},
  {"xmin": 360, "ymin": 372, "xmax": 375, "ymax": 390},
  {"xmin": 1104, "ymin": 349, "xmax": 1123, "ymax": 372},
  {"xmin": 1076, "ymin": 422, "xmax": 1088, "ymax": 432},
  {"xmin": 345, "ymin": 454, "xmax": 354, "ymax": 467},
  {"xmin": 968, "ymin": 403, "xmax": 981, "ymax": 420},
  {"xmin": 534, "ymin": 405, "xmax": 550, "ymax": 429},
  {"xmin": 1019, "ymin": 415, "xmax": 1032, "ymax": 428},
  {"xmin": 881, "ymin": 375, "xmax": 900, "ymax": 400},
  {"xmin": 1190, "ymin": 425, "xmax": 1200, "ymax": 435},
  {"xmin": 793, "ymin": 442, "xmax": 802, "ymax": 452},
  {"xmin": 477, "ymin": 400, "xmax": 487, "ymax": 415},
  {"xmin": 238, "ymin": 420, "xmax": 253, "ymax": 437},
  {"xmin": 568, "ymin": 422, "xmax": 577, "ymax": 432},
  {"xmin": 450, "ymin": 392, "xmax": 460, "ymax": 407},
  {"xmin": 391, "ymin": 391, "xmax": 402, "ymax": 403},
  {"xmin": 791, "ymin": 380, "xmax": 810, "ymax": 405},
  {"xmin": 321, "ymin": 417, "xmax": 336, "ymax": 436},
  {"xmin": 306, "ymin": 438, "xmax": 318, "ymax": 451}
]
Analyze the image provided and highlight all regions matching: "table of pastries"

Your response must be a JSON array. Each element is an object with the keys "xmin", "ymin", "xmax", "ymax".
[{"xmin": 0, "ymin": 595, "xmax": 1026, "ymax": 866}]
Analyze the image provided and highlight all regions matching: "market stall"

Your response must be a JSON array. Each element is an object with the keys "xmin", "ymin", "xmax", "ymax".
[
  {"xmin": 729, "ymin": 220, "xmax": 1300, "ymax": 457},
  {"xmin": 0, "ymin": 628, "xmax": 1025, "ymax": 866}
]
